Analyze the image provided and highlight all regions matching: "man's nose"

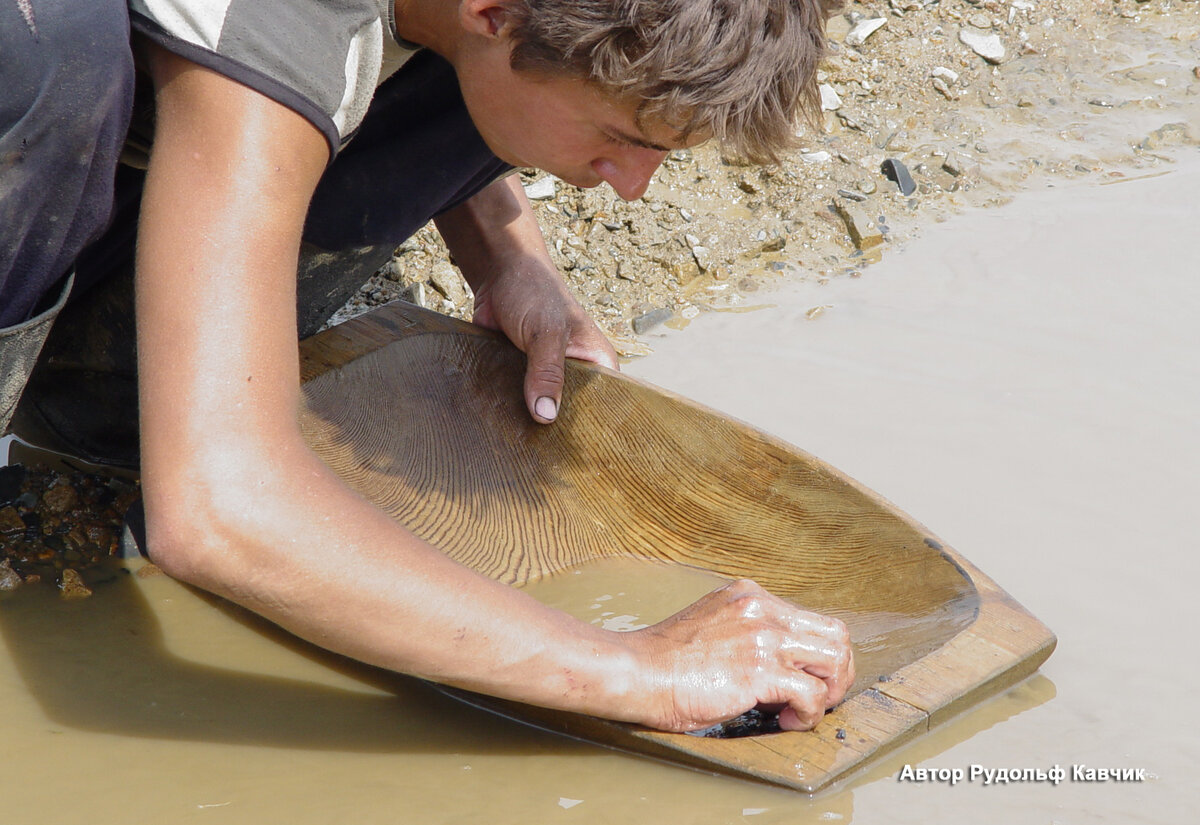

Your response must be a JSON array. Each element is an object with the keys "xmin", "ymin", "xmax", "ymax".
[{"xmin": 592, "ymin": 147, "xmax": 668, "ymax": 201}]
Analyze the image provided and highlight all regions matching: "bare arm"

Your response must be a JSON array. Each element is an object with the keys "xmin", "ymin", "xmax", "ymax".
[{"xmin": 135, "ymin": 47, "xmax": 851, "ymax": 732}]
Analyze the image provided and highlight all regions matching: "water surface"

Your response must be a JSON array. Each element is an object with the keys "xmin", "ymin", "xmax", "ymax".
[{"xmin": 3, "ymin": 156, "xmax": 1197, "ymax": 823}]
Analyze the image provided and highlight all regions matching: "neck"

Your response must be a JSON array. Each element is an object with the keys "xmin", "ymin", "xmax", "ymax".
[{"xmin": 392, "ymin": 0, "xmax": 461, "ymax": 58}]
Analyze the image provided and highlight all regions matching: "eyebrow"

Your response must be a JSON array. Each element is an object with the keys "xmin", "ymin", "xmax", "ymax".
[{"xmin": 606, "ymin": 126, "xmax": 671, "ymax": 152}]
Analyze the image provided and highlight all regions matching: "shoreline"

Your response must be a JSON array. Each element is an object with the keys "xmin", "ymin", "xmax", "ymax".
[
  {"xmin": 335, "ymin": 0, "xmax": 1200, "ymax": 354},
  {"xmin": 5, "ymin": 0, "xmax": 1198, "ymax": 588},
  {"xmin": 622, "ymin": 149, "xmax": 1200, "ymax": 823}
]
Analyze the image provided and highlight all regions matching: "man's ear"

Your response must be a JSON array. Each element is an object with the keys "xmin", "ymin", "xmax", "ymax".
[{"xmin": 458, "ymin": 0, "xmax": 514, "ymax": 40}]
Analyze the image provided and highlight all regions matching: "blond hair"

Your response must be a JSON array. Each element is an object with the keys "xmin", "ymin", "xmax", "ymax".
[{"xmin": 506, "ymin": 0, "xmax": 841, "ymax": 164}]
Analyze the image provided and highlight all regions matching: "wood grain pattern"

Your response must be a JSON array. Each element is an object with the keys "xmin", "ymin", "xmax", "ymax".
[{"xmin": 298, "ymin": 301, "xmax": 1056, "ymax": 792}]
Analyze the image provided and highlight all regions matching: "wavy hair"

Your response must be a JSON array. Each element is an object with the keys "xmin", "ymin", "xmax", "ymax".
[{"xmin": 506, "ymin": 0, "xmax": 842, "ymax": 163}]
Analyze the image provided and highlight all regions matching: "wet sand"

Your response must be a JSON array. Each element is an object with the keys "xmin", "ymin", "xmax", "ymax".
[{"xmin": 3, "ymin": 162, "xmax": 1198, "ymax": 824}]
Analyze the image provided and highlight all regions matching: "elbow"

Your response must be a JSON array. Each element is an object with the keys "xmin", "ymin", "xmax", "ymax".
[
  {"xmin": 140, "ymin": 488, "xmax": 221, "ymax": 587},
  {"xmin": 138, "ymin": 473, "xmax": 254, "ymax": 592}
]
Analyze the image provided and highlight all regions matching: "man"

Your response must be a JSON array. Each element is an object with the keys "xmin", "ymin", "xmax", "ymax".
[{"xmin": 1, "ymin": 0, "xmax": 852, "ymax": 733}]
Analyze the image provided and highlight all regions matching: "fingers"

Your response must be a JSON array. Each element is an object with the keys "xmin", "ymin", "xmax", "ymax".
[
  {"xmin": 719, "ymin": 579, "xmax": 855, "ymax": 710},
  {"xmin": 522, "ymin": 324, "xmax": 568, "ymax": 423},
  {"xmin": 523, "ymin": 315, "xmax": 620, "ymax": 424},
  {"xmin": 774, "ymin": 672, "xmax": 831, "ymax": 731}
]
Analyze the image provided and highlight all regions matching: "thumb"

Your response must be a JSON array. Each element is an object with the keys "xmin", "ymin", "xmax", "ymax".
[{"xmin": 522, "ymin": 328, "xmax": 568, "ymax": 424}]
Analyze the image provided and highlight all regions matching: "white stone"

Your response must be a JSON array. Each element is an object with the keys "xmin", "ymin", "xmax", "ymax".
[
  {"xmin": 846, "ymin": 17, "xmax": 887, "ymax": 47},
  {"xmin": 522, "ymin": 176, "xmax": 558, "ymax": 200},
  {"xmin": 819, "ymin": 83, "xmax": 843, "ymax": 111},
  {"xmin": 959, "ymin": 28, "xmax": 1006, "ymax": 63},
  {"xmin": 931, "ymin": 66, "xmax": 960, "ymax": 84},
  {"xmin": 801, "ymin": 151, "xmax": 833, "ymax": 163},
  {"xmin": 428, "ymin": 260, "xmax": 469, "ymax": 307}
]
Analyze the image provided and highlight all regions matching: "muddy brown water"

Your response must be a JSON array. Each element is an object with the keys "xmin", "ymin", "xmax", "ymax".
[
  {"xmin": 626, "ymin": 152, "xmax": 1200, "ymax": 823},
  {"xmin": 3, "ymin": 162, "xmax": 1198, "ymax": 824}
]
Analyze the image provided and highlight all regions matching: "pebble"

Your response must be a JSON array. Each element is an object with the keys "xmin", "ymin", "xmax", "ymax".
[
  {"xmin": 427, "ymin": 260, "xmax": 470, "ymax": 308},
  {"xmin": 522, "ymin": 176, "xmax": 558, "ymax": 200},
  {"xmin": 932, "ymin": 77, "xmax": 956, "ymax": 100},
  {"xmin": 399, "ymin": 281, "xmax": 428, "ymax": 308},
  {"xmin": 0, "ymin": 558, "xmax": 21, "ymax": 591},
  {"xmin": 959, "ymin": 28, "xmax": 1006, "ymax": 63},
  {"xmin": 846, "ymin": 17, "xmax": 888, "ymax": 47},
  {"xmin": 943, "ymin": 151, "xmax": 970, "ymax": 176},
  {"xmin": 0, "ymin": 505, "xmax": 25, "ymax": 535},
  {"xmin": 58, "ymin": 568, "xmax": 93, "ymax": 600},
  {"xmin": 43, "ymin": 478, "xmax": 79, "ymax": 514},
  {"xmin": 801, "ymin": 151, "xmax": 832, "ymax": 163},
  {"xmin": 880, "ymin": 158, "xmax": 917, "ymax": 195},
  {"xmin": 833, "ymin": 199, "xmax": 885, "ymax": 251},
  {"xmin": 931, "ymin": 66, "xmax": 960, "ymax": 84},
  {"xmin": 631, "ymin": 307, "xmax": 674, "ymax": 335},
  {"xmin": 837, "ymin": 188, "xmax": 868, "ymax": 202},
  {"xmin": 819, "ymin": 84, "xmax": 844, "ymax": 111}
]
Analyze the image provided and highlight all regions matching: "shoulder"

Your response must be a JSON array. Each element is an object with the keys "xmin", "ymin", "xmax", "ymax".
[{"xmin": 130, "ymin": 0, "xmax": 399, "ymax": 155}]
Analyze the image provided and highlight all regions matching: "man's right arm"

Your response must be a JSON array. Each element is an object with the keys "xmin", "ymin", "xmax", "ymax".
[{"xmin": 134, "ymin": 43, "xmax": 852, "ymax": 733}]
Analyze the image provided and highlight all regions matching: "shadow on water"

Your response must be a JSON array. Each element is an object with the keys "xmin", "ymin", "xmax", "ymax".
[
  {"xmin": 0, "ymin": 566, "xmax": 591, "ymax": 758},
  {"xmin": 0, "ymin": 561, "xmax": 1058, "ymax": 808}
]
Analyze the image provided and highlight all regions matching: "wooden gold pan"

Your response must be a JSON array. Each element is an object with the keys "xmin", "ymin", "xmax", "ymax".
[{"xmin": 298, "ymin": 301, "xmax": 1056, "ymax": 793}]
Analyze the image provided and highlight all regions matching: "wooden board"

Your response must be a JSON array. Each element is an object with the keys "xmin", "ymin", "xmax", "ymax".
[{"xmin": 298, "ymin": 301, "xmax": 1056, "ymax": 793}]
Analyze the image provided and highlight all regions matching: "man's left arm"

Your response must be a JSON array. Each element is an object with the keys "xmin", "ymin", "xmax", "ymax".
[{"xmin": 434, "ymin": 175, "xmax": 618, "ymax": 423}]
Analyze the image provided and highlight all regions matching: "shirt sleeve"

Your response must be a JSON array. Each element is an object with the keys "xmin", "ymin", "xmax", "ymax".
[{"xmin": 130, "ymin": 0, "xmax": 389, "ymax": 158}]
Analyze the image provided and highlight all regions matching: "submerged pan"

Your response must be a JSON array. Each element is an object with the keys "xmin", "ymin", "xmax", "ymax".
[{"xmin": 298, "ymin": 302, "xmax": 1056, "ymax": 793}]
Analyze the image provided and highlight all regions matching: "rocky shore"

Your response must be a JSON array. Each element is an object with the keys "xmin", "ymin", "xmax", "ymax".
[
  {"xmin": 334, "ymin": 0, "xmax": 1200, "ymax": 354},
  {"xmin": 3, "ymin": 0, "xmax": 1198, "ymax": 593}
]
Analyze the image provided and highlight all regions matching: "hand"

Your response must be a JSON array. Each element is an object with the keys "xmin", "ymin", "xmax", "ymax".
[
  {"xmin": 434, "ymin": 174, "xmax": 617, "ymax": 424},
  {"xmin": 625, "ymin": 579, "xmax": 855, "ymax": 733},
  {"xmin": 471, "ymin": 259, "xmax": 618, "ymax": 423}
]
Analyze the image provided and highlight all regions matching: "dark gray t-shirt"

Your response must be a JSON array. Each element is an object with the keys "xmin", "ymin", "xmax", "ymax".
[{"xmin": 129, "ymin": 0, "xmax": 419, "ymax": 157}]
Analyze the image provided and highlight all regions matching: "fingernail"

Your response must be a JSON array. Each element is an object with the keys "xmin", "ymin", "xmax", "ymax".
[{"xmin": 535, "ymin": 396, "xmax": 557, "ymax": 421}]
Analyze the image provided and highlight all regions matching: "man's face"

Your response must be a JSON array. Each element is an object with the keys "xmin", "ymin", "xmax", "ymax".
[{"xmin": 457, "ymin": 59, "xmax": 697, "ymax": 201}]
